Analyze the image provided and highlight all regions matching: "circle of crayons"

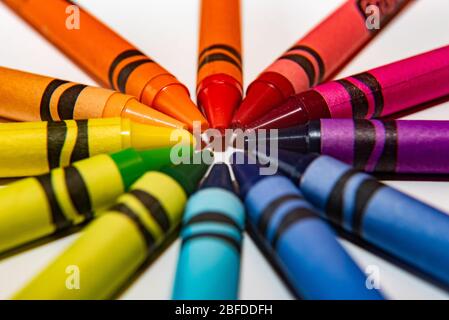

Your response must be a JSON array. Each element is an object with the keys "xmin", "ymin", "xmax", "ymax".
[{"xmin": 1, "ymin": 0, "xmax": 449, "ymax": 301}]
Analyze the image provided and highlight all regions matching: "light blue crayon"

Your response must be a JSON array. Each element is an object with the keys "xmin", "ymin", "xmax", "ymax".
[{"xmin": 172, "ymin": 163, "xmax": 245, "ymax": 300}]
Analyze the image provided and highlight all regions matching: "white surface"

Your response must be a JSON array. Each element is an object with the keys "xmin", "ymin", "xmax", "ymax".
[{"xmin": 0, "ymin": 0, "xmax": 449, "ymax": 300}]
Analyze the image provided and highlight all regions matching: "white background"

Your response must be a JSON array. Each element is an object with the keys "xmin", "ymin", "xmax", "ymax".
[{"xmin": 0, "ymin": 0, "xmax": 449, "ymax": 299}]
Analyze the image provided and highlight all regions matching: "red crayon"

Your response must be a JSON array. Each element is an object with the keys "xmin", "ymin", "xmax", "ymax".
[
  {"xmin": 197, "ymin": 0, "xmax": 243, "ymax": 130},
  {"xmin": 231, "ymin": 0, "xmax": 410, "ymax": 128},
  {"xmin": 248, "ymin": 45, "xmax": 449, "ymax": 129}
]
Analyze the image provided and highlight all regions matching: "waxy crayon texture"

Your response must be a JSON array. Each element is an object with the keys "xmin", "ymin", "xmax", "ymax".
[
  {"xmin": 327, "ymin": 45, "xmax": 449, "ymax": 118},
  {"xmin": 320, "ymin": 119, "xmax": 449, "ymax": 174},
  {"xmin": 173, "ymin": 188, "xmax": 245, "ymax": 300},
  {"xmin": 197, "ymin": 0, "xmax": 243, "ymax": 129},
  {"xmin": 232, "ymin": 0, "xmax": 408, "ymax": 127},
  {"xmin": 14, "ymin": 171, "xmax": 187, "ymax": 299},
  {"xmin": 0, "ymin": 67, "xmax": 186, "ymax": 129},
  {"xmin": 244, "ymin": 175, "xmax": 383, "ymax": 300},
  {"xmin": 4, "ymin": 0, "xmax": 208, "ymax": 128},
  {"xmin": 299, "ymin": 156, "xmax": 449, "ymax": 287},
  {"xmin": 0, "ymin": 154, "xmax": 124, "ymax": 254},
  {"xmin": 0, "ymin": 118, "xmax": 192, "ymax": 177}
]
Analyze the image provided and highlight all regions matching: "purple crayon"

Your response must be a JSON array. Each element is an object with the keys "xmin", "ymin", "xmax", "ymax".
[
  {"xmin": 246, "ymin": 119, "xmax": 449, "ymax": 174},
  {"xmin": 247, "ymin": 45, "xmax": 449, "ymax": 129}
]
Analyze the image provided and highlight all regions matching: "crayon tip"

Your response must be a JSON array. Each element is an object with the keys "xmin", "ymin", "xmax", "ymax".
[
  {"xmin": 153, "ymin": 85, "xmax": 209, "ymax": 131},
  {"xmin": 246, "ymin": 95, "xmax": 313, "ymax": 130},
  {"xmin": 230, "ymin": 151, "xmax": 266, "ymax": 198},
  {"xmin": 231, "ymin": 82, "xmax": 285, "ymax": 128},
  {"xmin": 121, "ymin": 98, "xmax": 187, "ymax": 129},
  {"xmin": 128, "ymin": 121, "xmax": 195, "ymax": 150},
  {"xmin": 197, "ymin": 76, "xmax": 242, "ymax": 130},
  {"xmin": 200, "ymin": 163, "xmax": 236, "ymax": 193},
  {"xmin": 276, "ymin": 150, "xmax": 319, "ymax": 181},
  {"xmin": 161, "ymin": 151, "xmax": 211, "ymax": 195}
]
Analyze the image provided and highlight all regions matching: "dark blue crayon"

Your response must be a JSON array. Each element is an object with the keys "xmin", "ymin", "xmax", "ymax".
[
  {"xmin": 231, "ymin": 152, "xmax": 384, "ymax": 300},
  {"xmin": 172, "ymin": 163, "xmax": 245, "ymax": 300},
  {"xmin": 269, "ymin": 149, "xmax": 449, "ymax": 288}
]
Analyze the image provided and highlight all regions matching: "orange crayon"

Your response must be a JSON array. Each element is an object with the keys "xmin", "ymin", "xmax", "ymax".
[
  {"xmin": 4, "ymin": 0, "xmax": 208, "ymax": 130},
  {"xmin": 197, "ymin": 0, "xmax": 243, "ymax": 130},
  {"xmin": 0, "ymin": 66, "xmax": 186, "ymax": 129}
]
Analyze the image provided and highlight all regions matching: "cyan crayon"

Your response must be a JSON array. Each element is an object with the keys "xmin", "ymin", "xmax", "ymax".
[
  {"xmin": 270, "ymin": 150, "xmax": 449, "ymax": 288},
  {"xmin": 231, "ymin": 152, "xmax": 384, "ymax": 300},
  {"xmin": 173, "ymin": 163, "xmax": 245, "ymax": 299}
]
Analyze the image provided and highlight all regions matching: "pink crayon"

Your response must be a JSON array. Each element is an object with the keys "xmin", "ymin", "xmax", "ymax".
[{"xmin": 248, "ymin": 45, "xmax": 449, "ymax": 129}]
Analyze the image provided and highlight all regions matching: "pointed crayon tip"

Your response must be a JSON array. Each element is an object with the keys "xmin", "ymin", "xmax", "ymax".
[
  {"xmin": 231, "ymin": 83, "xmax": 285, "ymax": 128},
  {"xmin": 161, "ymin": 150, "xmax": 212, "ymax": 195},
  {"xmin": 198, "ymin": 75, "xmax": 242, "ymax": 130},
  {"xmin": 200, "ymin": 163, "xmax": 235, "ymax": 193},
  {"xmin": 153, "ymin": 85, "xmax": 209, "ymax": 131},
  {"xmin": 230, "ymin": 151, "xmax": 265, "ymax": 198}
]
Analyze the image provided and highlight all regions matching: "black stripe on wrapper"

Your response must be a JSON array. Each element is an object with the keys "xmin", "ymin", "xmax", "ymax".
[
  {"xmin": 352, "ymin": 72, "xmax": 385, "ymax": 118},
  {"xmin": 288, "ymin": 45, "xmax": 325, "ymax": 82},
  {"xmin": 258, "ymin": 194, "xmax": 304, "ymax": 236},
  {"xmin": 40, "ymin": 79, "xmax": 69, "ymax": 121},
  {"xmin": 64, "ymin": 166, "xmax": 93, "ymax": 221},
  {"xmin": 198, "ymin": 44, "xmax": 242, "ymax": 64},
  {"xmin": 336, "ymin": 79, "xmax": 369, "ymax": 118},
  {"xmin": 117, "ymin": 59, "xmax": 153, "ymax": 94},
  {"xmin": 271, "ymin": 208, "xmax": 317, "ymax": 248},
  {"xmin": 279, "ymin": 54, "xmax": 316, "ymax": 87},
  {"xmin": 374, "ymin": 121, "xmax": 398, "ymax": 172},
  {"xmin": 354, "ymin": 120, "xmax": 376, "ymax": 170},
  {"xmin": 70, "ymin": 120, "xmax": 90, "ymax": 163},
  {"xmin": 109, "ymin": 203, "xmax": 156, "ymax": 251},
  {"xmin": 36, "ymin": 174, "xmax": 72, "ymax": 231},
  {"xmin": 108, "ymin": 49, "xmax": 144, "ymax": 89},
  {"xmin": 197, "ymin": 53, "xmax": 242, "ymax": 72},
  {"xmin": 129, "ymin": 189, "xmax": 171, "ymax": 233},
  {"xmin": 47, "ymin": 121, "xmax": 68, "ymax": 170},
  {"xmin": 324, "ymin": 169, "xmax": 358, "ymax": 226},
  {"xmin": 57, "ymin": 84, "xmax": 88, "ymax": 120},
  {"xmin": 182, "ymin": 232, "xmax": 242, "ymax": 253},
  {"xmin": 352, "ymin": 178, "xmax": 383, "ymax": 235}
]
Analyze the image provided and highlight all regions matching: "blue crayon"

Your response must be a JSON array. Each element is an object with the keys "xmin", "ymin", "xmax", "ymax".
[
  {"xmin": 172, "ymin": 163, "xmax": 245, "ymax": 300},
  {"xmin": 231, "ymin": 152, "xmax": 383, "ymax": 300},
  {"xmin": 274, "ymin": 149, "xmax": 449, "ymax": 288}
]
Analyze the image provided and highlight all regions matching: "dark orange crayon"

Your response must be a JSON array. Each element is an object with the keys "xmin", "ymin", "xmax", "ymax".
[
  {"xmin": 3, "ymin": 0, "xmax": 209, "ymax": 130},
  {"xmin": 231, "ymin": 0, "xmax": 410, "ymax": 128},
  {"xmin": 0, "ymin": 66, "xmax": 186, "ymax": 129},
  {"xmin": 197, "ymin": 0, "xmax": 243, "ymax": 130}
]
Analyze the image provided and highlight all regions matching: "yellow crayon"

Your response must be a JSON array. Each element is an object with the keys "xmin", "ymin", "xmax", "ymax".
[
  {"xmin": 0, "ymin": 118, "xmax": 194, "ymax": 177},
  {"xmin": 0, "ymin": 147, "xmax": 181, "ymax": 254},
  {"xmin": 14, "ymin": 160, "xmax": 209, "ymax": 299}
]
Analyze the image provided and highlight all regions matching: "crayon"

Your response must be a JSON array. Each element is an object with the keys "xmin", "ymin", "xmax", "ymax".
[
  {"xmin": 249, "ymin": 45, "xmax": 449, "ymax": 129},
  {"xmin": 231, "ymin": 152, "xmax": 383, "ymax": 299},
  {"xmin": 0, "ymin": 117, "xmax": 193, "ymax": 177},
  {"xmin": 4, "ymin": 0, "xmax": 208, "ymax": 129},
  {"xmin": 246, "ymin": 119, "xmax": 449, "ymax": 174},
  {"xmin": 197, "ymin": 0, "xmax": 243, "ymax": 130},
  {"xmin": 231, "ymin": 0, "xmax": 409, "ymax": 128},
  {"xmin": 14, "ymin": 160, "xmax": 209, "ymax": 299},
  {"xmin": 0, "ymin": 147, "xmax": 182, "ymax": 254},
  {"xmin": 269, "ymin": 150, "xmax": 449, "ymax": 287},
  {"xmin": 172, "ymin": 163, "xmax": 245, "ymax": 300},
  {"xmin": 0, "ymin": 67, "xmax": 185, "ymax": 129}
]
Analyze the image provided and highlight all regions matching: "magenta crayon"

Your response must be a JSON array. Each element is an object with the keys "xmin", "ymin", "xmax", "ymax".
[
  {"xmin": 248, "ymin": 45, "xmax": 449, "ymax": 129},
  {"xmin": 232, "ymin": 0, "xmax": 410, "ymax": 128},
  {"xmin": 246, "ymin": 119, "xmax": 449, "ymax": 174}
]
